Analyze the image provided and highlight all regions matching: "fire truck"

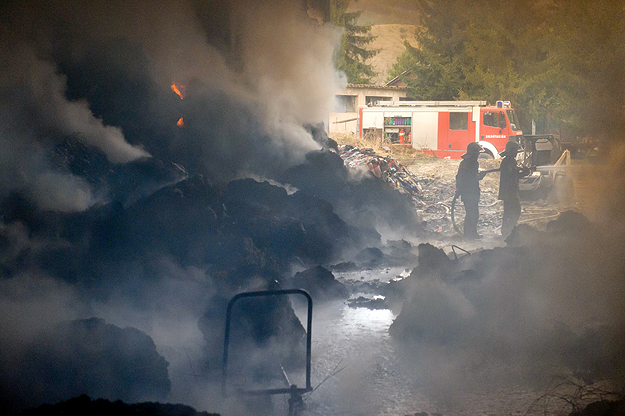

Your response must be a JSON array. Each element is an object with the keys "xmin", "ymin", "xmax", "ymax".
[{"xmin": 358, "ymin": 100, "xmax": 523, "ymax": 159}]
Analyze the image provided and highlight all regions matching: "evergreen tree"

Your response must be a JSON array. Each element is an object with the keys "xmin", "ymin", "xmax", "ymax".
[
  {"xmin": 331, "ymin": 0, "xmax": 379, "ymax": 84},
  {"xmin": 388, "ymin": 0, "xmax": 625, "ymax": 140}
]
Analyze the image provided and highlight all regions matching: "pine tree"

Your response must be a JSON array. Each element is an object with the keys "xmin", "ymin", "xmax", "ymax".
[{"xmin": 331, "ymin": 0, "xmax": 379, "ymax": 84}]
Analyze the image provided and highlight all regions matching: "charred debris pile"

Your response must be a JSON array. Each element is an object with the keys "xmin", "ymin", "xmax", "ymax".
[
  {"xmin": 17, "ymin": 394, "xmax": 219, "ymax": 416},
  {"xmin": 337, "ymin": 144, "xmax": 501, "ymax": 236},
  {"xmin": 0, "ymin": 144, "xmax": 424, "ymax": 283},
  {"xmin": 385, "ymin": 211, "xmax": 625, "ymax": 407},
  {"xmin": 0, "ymin": 135, "xmax": 426, "ymax": 413},
  {"xmin": 4, "ymin": 318, "xmax": 171, "ymax": 412},
  {"xmin": 2, "ymin": 145, "xmax": 622, "ymax": 414},
  {"xmin": 338, "ymin": 144, "xmax": 424, "ymax": 202}
]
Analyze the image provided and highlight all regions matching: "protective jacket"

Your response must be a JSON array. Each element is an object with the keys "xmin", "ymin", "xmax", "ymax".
[
  {"xmin": 498, "ymin": 156, "xmax": 529, "ymax": 200},
  {"xmin": 456, "ymin": 155, "xmax": 480, "ymax": 201}
]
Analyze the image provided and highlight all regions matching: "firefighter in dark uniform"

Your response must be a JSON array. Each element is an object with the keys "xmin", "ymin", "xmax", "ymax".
[
  {"xmin": 456, "ymin": 142, "xmax": 487, "ymax": 239},
  {"xmin": 498, "ymin": 141, "xmax": 530, "ymax": 237}
]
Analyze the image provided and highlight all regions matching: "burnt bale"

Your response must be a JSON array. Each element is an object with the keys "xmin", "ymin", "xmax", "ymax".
[
  {"xmin": 329, "ymin": 261, "xmax": 358, "ymax": 272},
  {"xmin": 2, "ymin": 318, "xmax": 170, "ymax": 412},
  {"xmin": 286, "ymin": 266, "xmax": 349, "ymax": 302},
  {"xmin": 107, "ymin": 157, "xmax": 189, "ymax": 206},
  {"xmin": 18, "ymin": 394, "xmax": 220, "ymax": 416},
  {"xmin": 354, "ymin": 247, "xmax": 385, "ymax": 268},
  {"xmin": 546, "ymin": 210, "xmax": 592, "ymax": 235},
  {"xmin": 410, "ymin": 243, "xmax": 456, "ymax": 278},
  {"xmin": 199, "ymin": 278, "xmax": 307, "ymax": 383},
  {"xmin": 388, "ymin": 275, "xmax": 474, "ymax": 345},
  {"xmin": 50, "ymin": 133, "xmax": 189, "ymax": 210},
  {"xmin": 280, "ymin": 150, "xmax": 423, "ymax": 242},
  {"xmin": 504, "ymin": 223, "xmax": 546, "ymax": 246},
  {"xmin": 124, "ymin": 175, "xmax": 223, "ymax": 265},
  {"xmin": 570, "ymin": 399, "xmax": 625, "ymax": 416},
  {"xmin": 505, "ymin": 211, "xmax": 592, "ymax": 247},
  {"xmin": 383, "ymin": 239, "xmax": 419, "ymax": 266},
  {"xmin": 52, "ymin": 137, "xmax": 188, "ymax": 207},
  {"xmin": 222, "ymin": 178, "xmax": 356, "ymax": 267}
]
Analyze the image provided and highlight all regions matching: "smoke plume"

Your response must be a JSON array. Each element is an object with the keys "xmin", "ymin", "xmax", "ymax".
[{"xmin": 0, "ymin": 0, "xmax": 342, "ymax": 212}]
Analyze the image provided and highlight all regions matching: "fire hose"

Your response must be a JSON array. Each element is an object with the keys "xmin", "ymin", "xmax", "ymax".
[{"xmin": 450, "ymin": 193, "xmax": 463, "ymax": 234}]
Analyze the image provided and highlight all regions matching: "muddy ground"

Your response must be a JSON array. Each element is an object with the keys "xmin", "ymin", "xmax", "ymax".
[
  {"xmin": 337, "ymin": 140, "xmax": 573, "ymax": 251},
  {"xmin": 406, "ymin": 157, "xmax": 567, "ymax": 242}
]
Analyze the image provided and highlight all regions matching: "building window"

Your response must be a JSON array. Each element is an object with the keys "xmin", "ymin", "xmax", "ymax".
[
  {"xmin": 334, "ymin": 95, "xmax": 356, "ymax": 112},
  {"xmin": 366, "ymin": 96, "xmax": 390, "ymax": 106},
  {"xmin": 450, "ymin": 112, "xmax": 469, "ymax": 130}
]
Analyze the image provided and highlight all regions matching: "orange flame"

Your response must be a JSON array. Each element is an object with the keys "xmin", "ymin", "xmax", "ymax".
[
  {"xmin": 177, "ymin": 117, "xmax": 184, "ymax": 127},
  {"xmin": 171, "ymin": 83, "xmax": 185, "ymax": 99}
]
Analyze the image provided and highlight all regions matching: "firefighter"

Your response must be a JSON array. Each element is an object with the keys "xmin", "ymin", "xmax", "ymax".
[
  {"xmin": 456, "ymin": 142, "xmax": 487, "ymax": 239},
  {"xmin": 498, "ymin": 141, "xmax": 530, "ymax": 238}
]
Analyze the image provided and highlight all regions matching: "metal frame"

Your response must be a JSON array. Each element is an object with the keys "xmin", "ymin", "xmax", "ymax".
[{"xmin": 222, "ymin": 289, "xmax": 313, "ymax": 397}]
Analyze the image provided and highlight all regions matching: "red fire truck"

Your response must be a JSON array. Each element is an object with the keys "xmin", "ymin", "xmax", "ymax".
[{"xmin": 358, "ymin": 100, "xmax": 523, "ymax": 159}]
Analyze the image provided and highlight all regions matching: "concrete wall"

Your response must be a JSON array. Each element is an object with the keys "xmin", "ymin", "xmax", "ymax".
[
  {"xmin": 329, "ymin": 112, "xmax": 358, "ymax": 135},
  {"xmin": 329, "ymin": 85, "xmax": 409, "ymax": 137},
  {"xmin": 341, "ymin": 85, "xmax": 407, "ymax": 107}
]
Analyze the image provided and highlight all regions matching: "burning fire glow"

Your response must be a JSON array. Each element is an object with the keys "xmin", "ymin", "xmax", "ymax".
[
  {"xmin": 171, "ymin": 83, "xmax": 184, "ymax": 127},
  {"xmin": 170, "ymin": 83, "xmax": 184, "ymax": 99}
]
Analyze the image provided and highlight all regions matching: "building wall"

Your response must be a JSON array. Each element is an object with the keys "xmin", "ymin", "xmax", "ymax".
[
  {"xmin": 329, "ymin": 85, "xmax": 409, "ymax": 137},
  {"xmin": 329, "ymin": 112, "xmax": 358, "ymax": 135}
]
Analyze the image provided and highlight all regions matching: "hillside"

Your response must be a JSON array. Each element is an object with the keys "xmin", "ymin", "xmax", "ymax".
[
  {"xmin": 347, "ymin": 0, "xmax": 421, "ymax": 24},
  {"xmin": 345, "ymin": 1, "xmax": 420, "ymax": 84},
  {"xmin": 367, "ymin": 24, "xmax": 418, "ymax": 84}
]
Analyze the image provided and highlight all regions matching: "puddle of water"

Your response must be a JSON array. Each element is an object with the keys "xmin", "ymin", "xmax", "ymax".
[
  {"xmin": 193, "ymin": 271, "xmax": 593, "ymax": 416},
  {"xmin": 288, "ymin": 296, "xmax": 574, "ymax": 416}
]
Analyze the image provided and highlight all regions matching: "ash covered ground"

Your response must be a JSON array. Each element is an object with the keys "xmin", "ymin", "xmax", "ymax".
[
  {"xmin": 338, "ymin": 144, "xmax": 570, "ymax": 245},
  {"xmin": 407, "ymin": 157, "xmax": 569, "ymax": 242}
]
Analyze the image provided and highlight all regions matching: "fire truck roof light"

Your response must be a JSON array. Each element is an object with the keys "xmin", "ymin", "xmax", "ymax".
[{"xmin": 497, "ymin": 101, "xmax": 503, "ymax": 108}]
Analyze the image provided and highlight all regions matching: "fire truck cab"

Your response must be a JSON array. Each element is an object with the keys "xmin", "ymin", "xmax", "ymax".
[{"xmin": 358, "ymin": 100, "xmax": 523, "ymax": 159}]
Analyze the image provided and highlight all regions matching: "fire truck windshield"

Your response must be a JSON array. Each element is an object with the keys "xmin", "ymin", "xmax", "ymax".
[{"xmin": 506, "ymin": 109, "xmax": 521, "ymax": 131}]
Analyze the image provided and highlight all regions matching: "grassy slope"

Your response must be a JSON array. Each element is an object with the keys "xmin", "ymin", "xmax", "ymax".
[
  {"xmin": 346, "ymin": 0, "xmax": 420, "ymax": 84},
  {"xmin": 367, "ymin": 24, "xmax": 418, "ymax": 84},
  {"xmin": 347, "ymin": 0, "xmax": 421, "ymax": 25}
]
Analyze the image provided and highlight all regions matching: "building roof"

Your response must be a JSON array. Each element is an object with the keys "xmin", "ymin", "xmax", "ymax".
[
  {"xmin": 385, "ymin": 69, "xmax": 412, "ymax": 88},
  {"xmin": 340, "ymin": 83, "xmax": 409, "ymax": 91}
]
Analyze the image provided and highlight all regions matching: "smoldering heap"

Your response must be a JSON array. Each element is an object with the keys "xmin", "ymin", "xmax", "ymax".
[
  {"xmin": 18, "ymin": 394, "xmax": 219, "ymax": 416},
  {"xmin": 388, "ymin": 210, "xmax": 625, "ymax": 402},
  {"xmin": 0, "ymin": 0, "xmax": 423, "ymax": 414},
  {"xmin": 4, "ymin": 318, "xmax": 170, "ymax": 411}
]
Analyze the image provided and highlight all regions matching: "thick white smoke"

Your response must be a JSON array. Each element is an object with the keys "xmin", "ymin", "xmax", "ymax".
[
  {"xmin": 0, "ymin": 39, "xmax": 151, "ymax": 211},
  {"xmin": 0, "ymin": 0, "xmax": 348, "ymax": 412},
  {"xmin": 388, "ymin": 166, "xmax": 625, "ymax": 411},
  {"xmin": 0, "ymin": 42, "xmax": 150, "ymax": 163},
  {"xmin": 0, "ymin": 0, "xmax": 343, "ymax": 212}
]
